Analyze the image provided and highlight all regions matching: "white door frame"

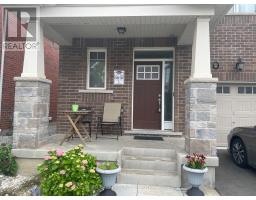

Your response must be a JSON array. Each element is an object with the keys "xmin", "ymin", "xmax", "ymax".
[{"xmin": 132, "ymin": 47, "xmax": 175, "ymax": 130}]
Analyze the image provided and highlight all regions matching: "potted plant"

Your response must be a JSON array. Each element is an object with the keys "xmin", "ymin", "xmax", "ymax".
[
  {"xmin": 183, "ymin": 153, "xmax": 208, "ymax": 196},
  {"xmin": 37, "ymin": 144, "xmax": 102, "ymax": 196},
  {"xmin": 71, "ymin": 104, "xmax": 79, "ymax": 112},
  {"xmin": 96, "ymin": 161, "xmax": 121, "ymax": 196}
]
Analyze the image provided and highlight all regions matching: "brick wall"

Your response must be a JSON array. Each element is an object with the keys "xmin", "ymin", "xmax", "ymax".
[
  {"xmin": 44, "ymin": 38, "xmax": 59, "ymax": 121},
  {"xmin": 174, "ymin": 46, "xmax": 192, "ymax": 132},
  {"xmin": 57, "ymin": 38, "xmax": 183, "ymax": 134},
  {"xmin": 211, "ymin": 15, "xmax": 256, "ymax": 81},
  {"xmin": 0, "ymin": 6, "xmax": 59, "ymax": 131}
]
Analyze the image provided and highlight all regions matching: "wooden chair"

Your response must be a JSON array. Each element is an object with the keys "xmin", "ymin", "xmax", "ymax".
[
  {"xmin": 96, "ymin": 103, "xmax": 122, "ymax": 140},
  {"xmin": 76, "ymin": 106, "xmax": 93, "ymax": 138}
]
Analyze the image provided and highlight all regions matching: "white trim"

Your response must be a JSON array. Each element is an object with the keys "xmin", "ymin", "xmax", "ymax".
[
  {"xmin": 134, "ymin": 58, "xmax": 174, "ymax": 62},
  {"xmin": 0, "ymin": 9, "xmax": 7, "ymax": 121},
  {"xmin": 134, "ymin": 47, "xmax": 175, "ymax": 51},
  {"xmin": 86, "ymin": 47, "xmax": 107, "ymax": 90},
  {"xmin": 132, "ymin": 47, "xmax": 175, "ymax": 131},
  {"xmin": 161, "ymin": 61, "xmax": 164, "ymax": 130},
  {"xmin": 78, "ymin": 89, "xmax": 113, "ymax": 94}
]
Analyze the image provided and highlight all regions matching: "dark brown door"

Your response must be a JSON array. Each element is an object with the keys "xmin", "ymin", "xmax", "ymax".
[{"xmin": 133, "ymin": 61, "xmax": 162, "ymax": 129}]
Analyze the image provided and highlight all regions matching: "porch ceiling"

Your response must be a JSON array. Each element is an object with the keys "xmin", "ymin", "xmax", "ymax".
[
  {"xmin": 41, "ymin": 4, "xmax": 233, "ymax": 46},
  {"xmin": 43, "ymin": 16, "xmax": 194, "ymax": 43}
]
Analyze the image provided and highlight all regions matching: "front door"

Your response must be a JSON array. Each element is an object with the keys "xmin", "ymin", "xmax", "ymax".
[{"xmin": 133, "ymin": 61, "xmax": 162, "ymax": 129}]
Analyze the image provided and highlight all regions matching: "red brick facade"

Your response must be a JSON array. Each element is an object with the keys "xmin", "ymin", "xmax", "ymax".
[
  {"xmin": 57, "ymin": 38, "xmax": 185, "ymax": 134},
  {"xmin": 0, "ymin": 6, "xmax": 59, "ymax": 132},
  {"xmin": 211, "ymin": 15, "xmax": 256, "ymax": 81},
  {"xmin": 57, "ymin": 15, "xmax": 256, "ymax": 135}
]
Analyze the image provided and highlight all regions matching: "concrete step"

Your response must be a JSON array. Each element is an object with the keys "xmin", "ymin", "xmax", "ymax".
[
  {"xmin": 117, "ymin": 169, "xmax": 181, "ymax": 187},
  {"xmin": 122, "ymin": 155, "xmax": 176, "ymax": 172},
  {"xmin": 124, "ymin": 130, "xmax": 183, "ymax": 136},
  {"xmin": 122, "ymin": 147, "xmax": 176, "ymax": 159}
]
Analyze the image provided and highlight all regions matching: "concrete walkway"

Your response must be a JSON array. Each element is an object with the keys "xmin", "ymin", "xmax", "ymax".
[{"xmin": 112, "ymin": 184, "xmax": 219, "ymax": 196}]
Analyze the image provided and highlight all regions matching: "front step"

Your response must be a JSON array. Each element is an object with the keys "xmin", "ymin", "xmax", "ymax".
[
  {"xmin": 124, "ymin": 130, "xmax": 182, "ymax": 136},
  {"xmin": 123, "ymin": 147, "xmax": 176, "ymax": 159},
  {"xmin": 122, "ymin": 155, "xmax": 176, "ymax": 172},
  {"xmin": 117, "ymin": 169, "xmax": 181, "ymax": 187},
  {"xmin": 119, "ymin": 147, "xmax": 180, "ymax": 187}
]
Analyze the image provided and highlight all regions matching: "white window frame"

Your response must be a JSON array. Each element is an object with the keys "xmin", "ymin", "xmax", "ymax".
[{"xmin": 87, "ymin": 48, "xmax": 107, "ymax": 90}]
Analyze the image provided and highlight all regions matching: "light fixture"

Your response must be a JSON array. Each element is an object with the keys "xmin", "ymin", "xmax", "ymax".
[
  {"xmin": 212, "ymin": 62, "xmax": 219, "ymax": 70},
  {"xmin": 235, "ymin": 58, "xmax": 244, "ymax": 71},
  {"xmin": 117, "ymin": 27, "xmax": 126, "ymax": 35}
]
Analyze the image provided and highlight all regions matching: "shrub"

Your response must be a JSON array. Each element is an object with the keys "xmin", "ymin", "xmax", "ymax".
[
  {"xmin": 37, "ymin": 144, "xmax": 102, "ymax": 196},
  {"xmin": 185, "ymin": 153, "xmax": 206, "ymax": 169},
  {"xmin": 0, "ymin": 144, "xmax": 18, "ymax": 176},
  {"xmin": 98, "ymin": 161, "xmax": 119, "ymax": 170}
]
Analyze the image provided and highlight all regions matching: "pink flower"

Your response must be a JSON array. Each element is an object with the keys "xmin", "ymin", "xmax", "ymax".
[
  {"xmin": 56, "ymin": 149, "xmax": 64, "ymax": 157},
  {"xmin": 44, "ymin": 155, "xmax": 51, "ymax": 160}
]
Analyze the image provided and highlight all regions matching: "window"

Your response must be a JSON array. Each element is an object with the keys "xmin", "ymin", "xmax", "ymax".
[
  {"xmin": 136, "ymin": 65, "xmax": 160, "ymax": 80},
  {"xmin": 87, "ymin": 48, "xmax": 107, "ymax": 89},
  {"xmin": 238, "ymin": 87, "xmax": 245, "ymax": 94},
  {"xmin": 238, "ymin": 86, "xmax": 256, "ymax": 94},
  {"xmin": 216, "ymin": 85, "xmax": 230, "ymax": 94},
  {"xmin": 231, "ymin": 4, "xmax": 256, "ymax": 13}
]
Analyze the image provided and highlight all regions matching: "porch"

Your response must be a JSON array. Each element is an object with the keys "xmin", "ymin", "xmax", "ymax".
[
  {"xmin": 1, "ymin": 4, "xmax": 232, "ymax": 189},
  {"xmin": 12, "ymin": 135, "xmax": 218, "ymax": 189}
]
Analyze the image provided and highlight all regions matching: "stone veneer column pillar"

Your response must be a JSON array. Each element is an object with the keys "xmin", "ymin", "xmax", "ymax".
[
  {"xmin": 12, "ymin": 19, "xmax": 52, "ymax": 148},
  {"xmin": 13, "ymin": 77, "xmax": 51, "ymax": 148},
  {"xmin": 181, "ymin": 17, "xmax": 219, "ymax": 188},
  {"xmin": 185, "ymin": 78, "xmax": 218, "ymax": 156}
]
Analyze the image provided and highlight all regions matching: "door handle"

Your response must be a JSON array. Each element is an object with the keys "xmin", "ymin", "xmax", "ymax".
[{"xmin": 158, "ymin": 94, "xmax": 161, "ymax": 113}]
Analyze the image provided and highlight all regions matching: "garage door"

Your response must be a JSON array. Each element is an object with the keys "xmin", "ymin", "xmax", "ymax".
[{"xmin": 217, "ymin": 84, "xmax": 256, "ymax": 147}]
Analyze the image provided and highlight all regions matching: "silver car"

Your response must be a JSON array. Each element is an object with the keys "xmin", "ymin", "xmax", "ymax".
[{"xmin": 227, "ymin": 127, "xmax": 256, "ymax": 168}]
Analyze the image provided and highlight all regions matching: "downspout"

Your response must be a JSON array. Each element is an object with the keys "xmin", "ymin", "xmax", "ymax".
[{"xmin": 0, "ymin": 8, "xmax": 7, "ymax": 127}]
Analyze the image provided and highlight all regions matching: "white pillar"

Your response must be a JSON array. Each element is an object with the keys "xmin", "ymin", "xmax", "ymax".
[
  {"xmin": 21, "ymin": 22, "xmax": 46, "ymax": 79},
  {"xmin": 191, "ymin": 17, "xmax": 212, "ymax": 79}
]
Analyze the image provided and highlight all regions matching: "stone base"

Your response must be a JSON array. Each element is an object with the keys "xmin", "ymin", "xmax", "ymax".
[
  {"xmin": 13, "ymin": 77, "xmax": 52, "ymax": 149},
  {"xmin": 184, "ymin": 78, "xmax": 217, "ymax": 156}
]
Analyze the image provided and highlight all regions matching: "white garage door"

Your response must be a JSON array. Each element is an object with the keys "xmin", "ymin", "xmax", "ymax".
[{"xmin": 217, "ymin": 84, "xmax": 256, "ymax": 147}]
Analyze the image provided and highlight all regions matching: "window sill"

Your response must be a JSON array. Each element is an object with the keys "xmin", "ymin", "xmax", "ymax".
[{"xmin": 78, "ymin": 89, "xmax": 114, "ymax": 94}]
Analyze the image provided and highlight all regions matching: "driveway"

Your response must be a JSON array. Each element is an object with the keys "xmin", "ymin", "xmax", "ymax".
[{"xmin": 216, "ymin": 149, "xmax": 256, "ymax": 196}]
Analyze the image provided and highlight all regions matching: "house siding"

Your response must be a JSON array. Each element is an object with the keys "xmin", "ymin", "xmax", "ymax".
[{"xmin": 0, "ymin": 6, "xmax": 59, "ymax": 132}]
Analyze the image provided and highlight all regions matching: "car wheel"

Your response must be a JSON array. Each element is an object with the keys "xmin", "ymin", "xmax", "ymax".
[{"xmin": 230, "ymin": 138, "xmax": 247, "ymax": 168}]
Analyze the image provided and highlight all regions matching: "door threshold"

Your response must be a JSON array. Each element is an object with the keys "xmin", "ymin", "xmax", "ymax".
[{"xmin": 124, "ymin": 129, "xmax": 182, "ymax": 136}]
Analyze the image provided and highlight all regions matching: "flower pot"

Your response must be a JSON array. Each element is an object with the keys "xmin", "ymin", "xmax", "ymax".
[
  {"xmin": 96, "ymin": 166, "xmax": 121, "ymax": 196},
  {"xmin": 183, "ymin": 164, "xmax": 208, "ymax": 196},
  {"xmin": 71, "ymin": 104, "xmax": 79, "ymax": 112}
]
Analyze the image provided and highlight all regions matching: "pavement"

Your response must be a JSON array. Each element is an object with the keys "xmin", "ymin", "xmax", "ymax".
[
  {"xmin": 216, "ymin": 149, "xmax": 256, "ymax": 196},
  {"xmin": 112, "ymin": 184, "xmax": 219, "ymax": 196}
]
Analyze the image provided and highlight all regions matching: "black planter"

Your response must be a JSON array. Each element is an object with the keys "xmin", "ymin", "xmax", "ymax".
[
  {"xmin": 186, "ymin": 186, "xmax": 204, "ymax": 196},
  {"xmin": 98, "ymin": 188, "xmax": 117, "ymax": 196}
]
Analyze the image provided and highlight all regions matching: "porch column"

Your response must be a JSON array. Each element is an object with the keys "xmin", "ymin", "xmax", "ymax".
[
  {"xmin": 184, "ymin": 17, "xmax": 218, "ymax": 187},
  {"xmin": 13, "ymin": 22, "xmax": 52, "ymax": 148}
]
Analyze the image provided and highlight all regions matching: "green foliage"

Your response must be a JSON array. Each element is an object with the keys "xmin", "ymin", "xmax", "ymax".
[
  {"xmin": 0, "ymin": 144, "xmax": 17, "ymax": 176},
  {"xmin": 37, "ymin": 144, "xmax": 102, "ymax": 196},
  {"xmin": 98, "ymin": 161, "xmax": 118, "ymax": 170}
]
